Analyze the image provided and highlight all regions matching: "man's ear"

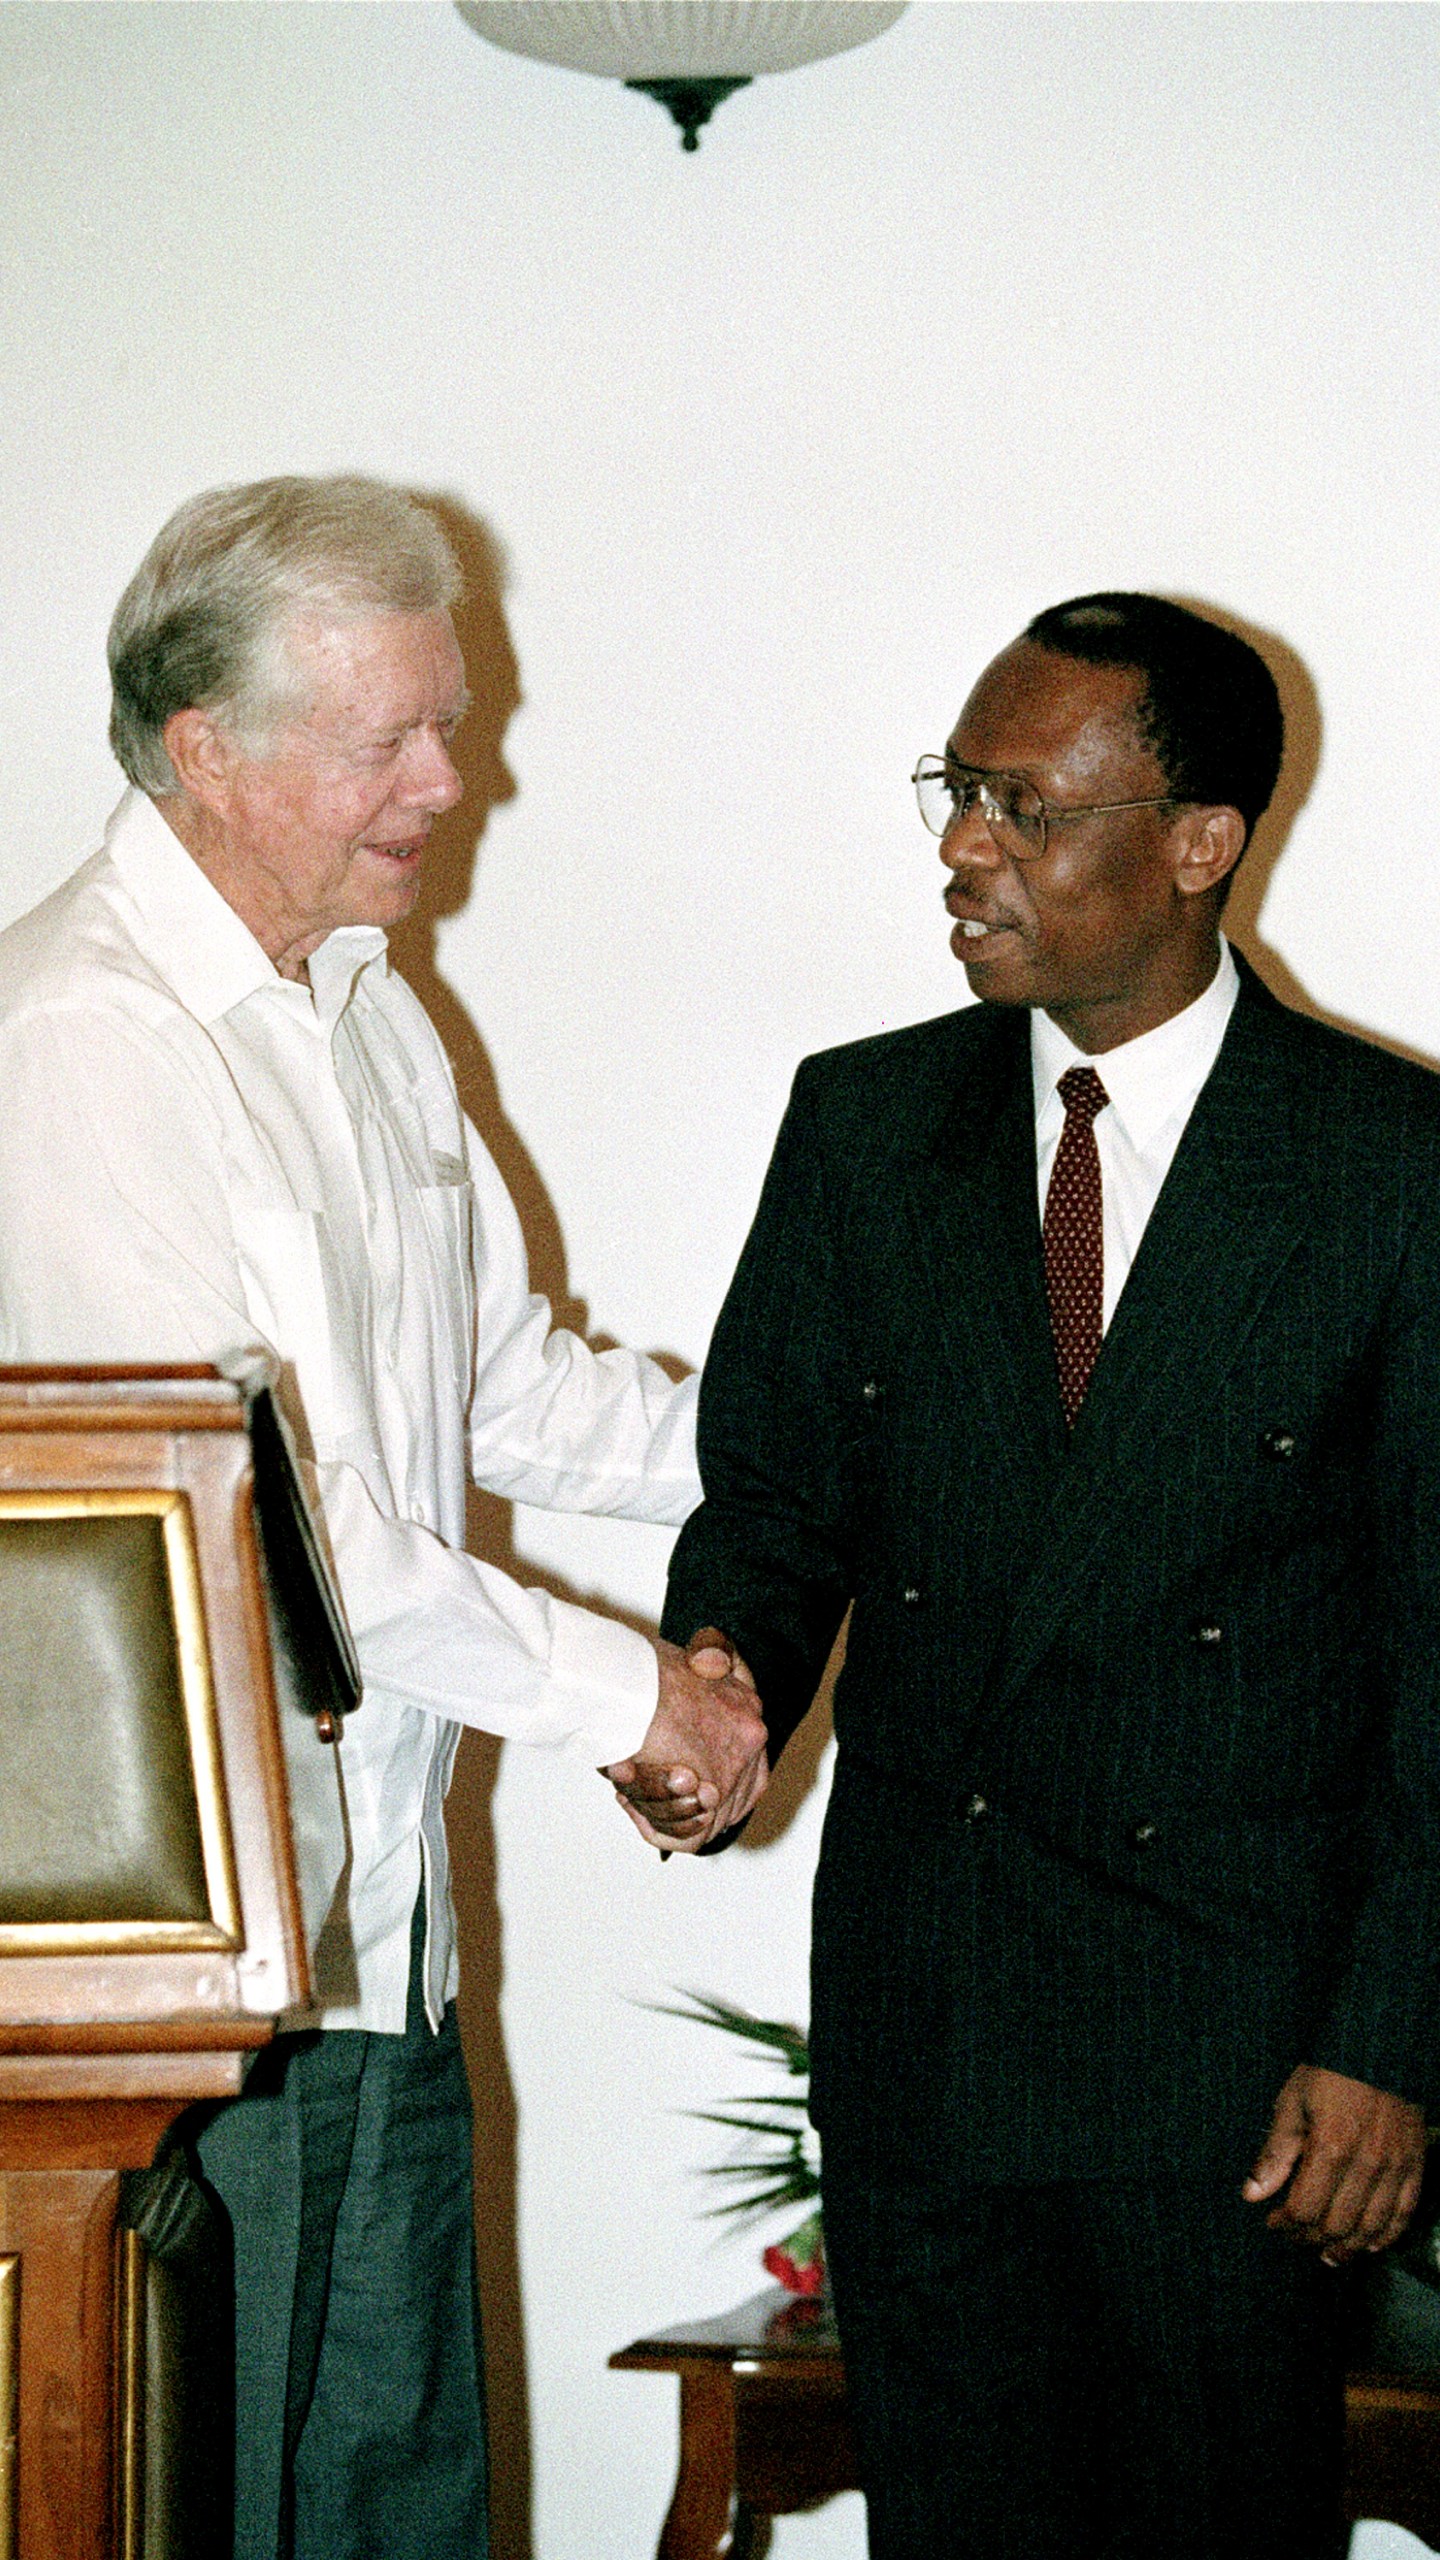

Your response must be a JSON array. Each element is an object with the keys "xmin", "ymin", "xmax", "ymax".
[
  {"xmin": 1173, "ymin": 804, "xmax": 1246, "ymax": 902},
  {"xmin": 162, "ymin": 705, "xmax": 238, "ymax": 811}
]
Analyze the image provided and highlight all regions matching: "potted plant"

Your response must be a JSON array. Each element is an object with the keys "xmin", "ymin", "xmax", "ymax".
[{"xmin": 657, "ymin": 1993, "xmax": 825, "ymax": 2296}]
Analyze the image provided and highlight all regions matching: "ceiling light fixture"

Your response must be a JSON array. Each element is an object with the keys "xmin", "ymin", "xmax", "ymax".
[{"xmin": 457, "ymin": 3, "xmax": 908, "ymax": 151}]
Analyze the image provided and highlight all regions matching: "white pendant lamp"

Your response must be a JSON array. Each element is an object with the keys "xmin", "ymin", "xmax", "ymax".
[{"xmin": 456, "ymin": 3, "xmax": 909, "ymax": 150}]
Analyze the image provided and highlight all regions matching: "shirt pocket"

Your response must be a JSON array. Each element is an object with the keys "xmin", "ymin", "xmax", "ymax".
[
  {"xmin": 415, "ymin": 1177, "xmax": 476, "ymax": 1410},
  {"xmin": 230, "ymin": 1200, "xmax": 339, "ymax": 1450}
]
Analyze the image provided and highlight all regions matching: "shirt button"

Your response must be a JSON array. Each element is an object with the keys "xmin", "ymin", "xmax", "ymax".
[
  {"xmin": 965, "ymin": 1794, "xmax": 990, "ymax": 1823},
  {"xmin": 1260, "ymin": 1426, "xmax": 1298, "ymax": 1461},
  {"xmin": 1191, "ymin": 1621, "xmax": 1223, "ymax": 1646},
  {"xmin": 1131, "ymin": 1821, "xmax": 1158, "ymax": 1847},
  {"xmin": 409, "ymin": 1498, "xmax": 428, "ymax": 1525}
]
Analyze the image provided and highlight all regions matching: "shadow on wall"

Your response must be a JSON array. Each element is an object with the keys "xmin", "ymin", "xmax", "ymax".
[
  {"xmin": 1176, "ymin": 598, "xmax": 1438, "ymax": 1076},
  {"xmin": 389, "ymin": 496, "xmax": 540, "ymax": 2560},
  {"xmin": 388, "ymin": 496, "xmax": 716, "ymax": 2560},
  {"xmin": 1197, "ymin": 598, "xmax": 1328, "ymax": 1020}
]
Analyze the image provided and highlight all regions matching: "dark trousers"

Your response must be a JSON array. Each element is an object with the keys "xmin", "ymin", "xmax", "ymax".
[
  {"xmin": 822, "ymin": 2172, "xmax": 1350, "ymax": 2560},
  {"xmin": 188, "ymin": 1899, "xmax": 489, "ymax": 2560}
]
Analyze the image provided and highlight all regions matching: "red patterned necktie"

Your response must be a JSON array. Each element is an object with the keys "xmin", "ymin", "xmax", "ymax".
[{"xmin": 1043, "ymin": 1064, "xmax": 1110, "ymax": 1428}]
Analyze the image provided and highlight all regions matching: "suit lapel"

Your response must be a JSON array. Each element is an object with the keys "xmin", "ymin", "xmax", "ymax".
[
  {"xmin": 902, "ymin": 1008, "xmax": 1067, "ymax": 1523},
  {"xmin": 981, "ymin": 967, "xmax": 1315, "ymax": 1710}
]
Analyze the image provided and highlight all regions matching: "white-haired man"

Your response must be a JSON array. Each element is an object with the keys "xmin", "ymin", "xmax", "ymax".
[{"xmin": 0, "ymin": 476, "xmax": 765, "ymax": 2560}]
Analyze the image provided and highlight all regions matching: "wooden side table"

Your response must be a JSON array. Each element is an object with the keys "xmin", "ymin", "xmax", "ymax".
[
  {"xmin": 611, "ymin": 2289, "xmax": 854, "ymax": 2560},
  {"xmin": 613, "ymin": 2275, "xmax": 1440, "ymax": 2560}
]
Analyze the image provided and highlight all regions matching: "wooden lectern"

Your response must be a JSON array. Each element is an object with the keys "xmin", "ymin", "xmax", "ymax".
[{"xmin": 0, "ymin": 1367, "xmax": 326, "ymax": 2560}]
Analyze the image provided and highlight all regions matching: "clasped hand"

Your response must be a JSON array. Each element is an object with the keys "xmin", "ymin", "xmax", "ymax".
[
  {"xmin": 602, "ymin": 1627, "xmax": 768, "ymax": 1853},
  {"xmin": 1244, "ymin": 2063, "xmax": 1427, "ymax": 2264}
]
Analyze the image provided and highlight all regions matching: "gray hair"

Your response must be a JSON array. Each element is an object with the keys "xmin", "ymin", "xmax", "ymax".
[{"xmin": 108, "ymin": 475, "xmax": 463, "ymax": 795}]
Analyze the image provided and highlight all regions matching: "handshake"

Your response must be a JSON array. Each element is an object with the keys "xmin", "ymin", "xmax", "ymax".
[{"xmin": 602, "ymin": 1628, "xmax": 768, "ymax": 1853}]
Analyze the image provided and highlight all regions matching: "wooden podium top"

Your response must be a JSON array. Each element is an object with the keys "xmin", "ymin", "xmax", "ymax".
[
  {"xmin": 0, "ymin": 1365, "xmax": 247, "ymax": 1433},
  {"xmin": 0, "ymin": 1364, "xmax": 311, "ymax": 2061}
]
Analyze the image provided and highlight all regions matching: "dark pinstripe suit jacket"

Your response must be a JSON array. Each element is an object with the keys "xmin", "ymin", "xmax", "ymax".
[{"xmin": 663, "ymin": 959, "xmax": 1440, "ymax": 2186}]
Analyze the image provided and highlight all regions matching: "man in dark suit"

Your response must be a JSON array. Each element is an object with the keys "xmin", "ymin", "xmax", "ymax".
[{"xmin": 631, "ymin": 596, "xmax": 1440, "ymax": 2555}]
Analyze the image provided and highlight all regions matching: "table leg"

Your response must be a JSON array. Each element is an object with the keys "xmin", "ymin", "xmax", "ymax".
[{"xmin": 658, "ymin": 2366, "xmax": 747, "ymax": 2560}]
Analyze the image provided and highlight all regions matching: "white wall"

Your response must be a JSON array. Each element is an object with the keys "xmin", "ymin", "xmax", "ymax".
[{"xmin": 1, "ymin": 5, "xmax": 1437, "ymax": 2553}]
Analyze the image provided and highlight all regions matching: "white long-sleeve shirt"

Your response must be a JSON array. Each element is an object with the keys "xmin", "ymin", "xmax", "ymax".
[
  {"xmin": 1031, "ymin": 941, "xmax": 1240, "ymax": 1330},
  {"xmin": 0, "ymin": 789, "xmax": 699, "ymax": 2031}
]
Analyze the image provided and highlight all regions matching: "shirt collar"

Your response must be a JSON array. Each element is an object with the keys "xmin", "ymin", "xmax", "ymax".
[
  {"xmin": 104, "ymin": 789, "xmax": 387, "ymax": 1030},
  {"xmin": 1030, "ymin": 938, "xmax": 1240, "ymax": 1152},
  {"xmin": 307, "ymin": 925, "xmax": 390, "ymax": 1031}
]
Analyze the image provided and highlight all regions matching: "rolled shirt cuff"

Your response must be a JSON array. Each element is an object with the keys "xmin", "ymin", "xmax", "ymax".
[{"xmin": 547, "ymin": 1596, "xmax": 660, "ymax": 1768}]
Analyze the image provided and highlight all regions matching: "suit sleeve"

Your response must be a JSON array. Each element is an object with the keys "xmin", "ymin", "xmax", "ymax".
[
  {"xmin": 1310, "ymin": 1184, "xmax": 1440, "ymax": 2109},
  {"xmin": 662, "ymin": 1063, "xmax": 855, "ymax": 1760}
]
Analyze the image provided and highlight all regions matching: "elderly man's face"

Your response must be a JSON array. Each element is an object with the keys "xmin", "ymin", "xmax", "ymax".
[
  {"xmin": 936, "ymin": 639, "xmax": 1233, "ymax": 1053},
  {"xmin": 197, "ymin": 610, "xmax": 468, "ymax": 966}
]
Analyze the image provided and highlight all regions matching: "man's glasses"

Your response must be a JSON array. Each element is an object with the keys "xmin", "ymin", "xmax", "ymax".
[{"xmin": 912, "ymin": 756, "xmax": 1177, "ymax": 863}]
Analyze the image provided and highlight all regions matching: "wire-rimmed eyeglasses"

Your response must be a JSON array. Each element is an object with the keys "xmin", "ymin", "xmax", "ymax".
[{"xmin": 912, "ymin": 756, "xmax": 1178, "ymax": 863}]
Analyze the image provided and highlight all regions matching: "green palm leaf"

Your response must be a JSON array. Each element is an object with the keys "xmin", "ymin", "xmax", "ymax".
[
  {"xmin": 648, "ymin": 1991, "xmax": 821, "ymax": 2232},
  {"xmin": 649, "ymin": 1993, "xmax": 811, "ymax": 2076}
]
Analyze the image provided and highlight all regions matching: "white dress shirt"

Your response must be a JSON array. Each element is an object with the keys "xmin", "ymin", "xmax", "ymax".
[
  {"xmin": 0, "ymin": 791, "xmax": 699, "ymax": 2032},
  {"xmin": 1031, "ymin": 941, "xmax": 1240, "ymax": 1330}
]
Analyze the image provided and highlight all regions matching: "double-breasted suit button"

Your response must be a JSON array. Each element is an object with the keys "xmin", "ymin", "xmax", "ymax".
[
  {"xmin": 965, "ymin": 1794, "xmax": 990, "ymax": 1823},
  {"xmin": 1131, "ymin": 1821, "xmax": 1157, "ymax": 1848},
  {"xmin": 861, "ymin": 1378, "xmax": 884, "ymax": 1403},
  {"xmin": 1260, "ymin": 1426, "xmax": 1298, "ymax": 1460},
  {"xmin": 1191, "ymin": 1621, "xmax": 1224, "ymax": 1646},
  {"xmin": 902, "ymin": 1584, "xmax": 922, "ymax": 1605}
]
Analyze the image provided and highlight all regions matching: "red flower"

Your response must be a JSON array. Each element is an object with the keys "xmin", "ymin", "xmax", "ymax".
[{"xmin": 764, "ymin": 2212, "xmax": 826, "ymax": 2295}]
